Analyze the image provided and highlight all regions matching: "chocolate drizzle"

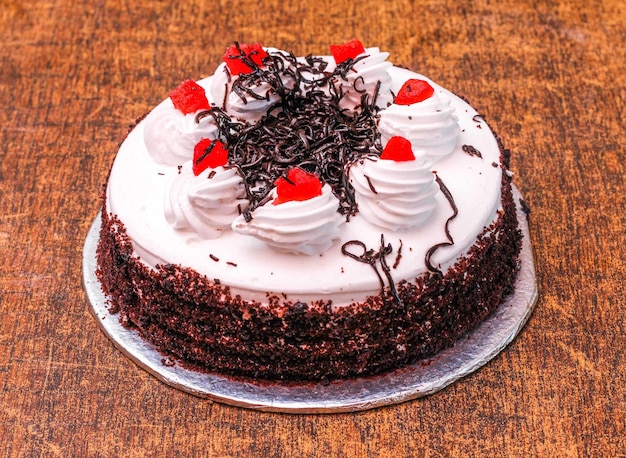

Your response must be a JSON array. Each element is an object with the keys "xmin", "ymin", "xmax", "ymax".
[
  {"xmin": 472, "ymin": 114, "xmax": 486, "ymax": 123},
  {"xmin": 425, "ymin": 174, "xmax": 459, "ymax": 274},
  {"xmin": 462, "ymin": 144, "xmax": 482, "ymax": 158},
  {"xmin": 342, "ymin": 235, "xmax": 403, "ymax": 306},
  {"xmin": 393, "ymin": 239, "xmax": 403, "ymax": 269},
  {"xmin": 196, "ymin": 49, "xmax": 383, "ymax": 218}
]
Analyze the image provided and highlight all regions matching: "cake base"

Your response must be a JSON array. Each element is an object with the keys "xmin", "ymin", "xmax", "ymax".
[{"xmin": 83, "ymin": 186, "xmax": 537, "ymax": 413}]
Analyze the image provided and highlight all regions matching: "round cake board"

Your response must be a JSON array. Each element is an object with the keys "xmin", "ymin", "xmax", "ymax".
[{"xmin": 83, "ymin": 186, "xmax": 537, "ymax": 413}]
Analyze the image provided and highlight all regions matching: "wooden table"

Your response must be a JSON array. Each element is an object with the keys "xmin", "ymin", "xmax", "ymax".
[{"xmin": 1, "ymin": 0, "xmax": 624, "ymax": 456}]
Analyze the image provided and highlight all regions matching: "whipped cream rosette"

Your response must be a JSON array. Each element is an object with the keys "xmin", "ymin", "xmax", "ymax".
[
  {"xmin": 378, "ymin": 79, "xmax": 460, "ymax": 164},
  {"xmin": 143, "ymin": 80, "xmax": 219, "ymax": 166},
  {"xmin": 210, "ymin": 44, "xmax": 298, "ymax": 123},
  {"xmin": 232, "ymin": 168, "xmax": 344, "ymax": 255},
  {"xmin": 350, "ymin": 136, "xmax": 438, "ymax": 231},
  {"xmin": 329, "ymin": 40, "xmax": 393, "ymax": 111},
  {"xmin": 164, "ymin": 139, "xmax": 249, "ymax": 239}
]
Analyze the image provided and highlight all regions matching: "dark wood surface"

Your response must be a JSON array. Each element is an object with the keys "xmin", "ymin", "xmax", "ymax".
[{"xmin": 1, "ymin": 0, "xmax": 624, "ymax": 456}]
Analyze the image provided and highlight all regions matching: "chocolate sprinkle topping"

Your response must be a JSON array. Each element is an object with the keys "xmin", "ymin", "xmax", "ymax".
[{"xmin": 198, "ymin": 49, "xmax": 383, "ymax": 218}]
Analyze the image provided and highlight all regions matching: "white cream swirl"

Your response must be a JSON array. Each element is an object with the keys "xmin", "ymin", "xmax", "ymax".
[
  {"xmin": 143, "ymin": 99, "xmax": 218, "ymax": 166},
  {"xmin": 378, "ymin": 90, "xmax": 460, "ymax": 163},
  {"xmin": 338, "ymin": 47, "xmax": 393, "ymax": 111},
  {"xmin": 164, "ymin": 161, "xmax": 248, "ymax": 239},
  {"xmin": 231, "ymin": 184, "xmax": 344, "ymax": 255},
  {"xmin": 349, "ymin": 157, "xmax": 438, "ymax": 231},
  {"xmin": 210, "ymin": 50, "xmax": 297, "ymax": 123}
]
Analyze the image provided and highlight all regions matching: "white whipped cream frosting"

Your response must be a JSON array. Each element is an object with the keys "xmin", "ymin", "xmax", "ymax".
[
  {"xmin": 143, "ymin": 99, "xmax": 218, "ymax": 166},
  {"xmin": 349, "ymin": 156, "xmax": 438, "ymax": 231},
  {"xmin": 231, "ymin": 184, "xmax": 344, "ymax": 256},
  {"xmin": 106, "ymin": 66, "xmax": 504, "ymax": 306},
  {"xmin": 378, "ymin": 89, "xmax": 460, "ymax": 163},
  {"xmin": 164, "ymin": 161, "xmax": 248, "ymax": 239},
  {"xmin": 338, "ymin": 47, "xmax": 393, "ymax": 111}
]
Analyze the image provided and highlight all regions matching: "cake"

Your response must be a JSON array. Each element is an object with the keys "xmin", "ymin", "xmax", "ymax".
[{"xmin": 96, "ymin": 40, "xmax": 522, "ymax": 382}]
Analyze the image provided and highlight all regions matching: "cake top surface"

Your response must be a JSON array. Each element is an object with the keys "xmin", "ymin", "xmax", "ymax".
[{"xmin": 106, "ymin": 41, "xmax": 504, "ymax": 306}]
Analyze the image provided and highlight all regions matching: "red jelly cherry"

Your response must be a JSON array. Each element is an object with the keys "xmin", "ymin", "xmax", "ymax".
[
  {"xmin": 169, "ymin": 80, "xmax": 210, "ymax": 115},
  {"xmin": 223, "ymin": 42, "xmax": 269, "ymax": 75},
  {"xmin": 380, "ymin": 136, "xmax": 416, "ymax": 162},
  {"xmin": 273, "ymin": 167, "xmax": 323, "ymax": 205},
  {"xmin": 193, "ymin": 139, "xmax": 229, "ymax": 175},
  {"xmin": 330, "ymin": 38, "xmax": 366, "ymax": 64},
  {"xmin": 394, "ymin": 79, "xmax": 435, "ymax": 105}
]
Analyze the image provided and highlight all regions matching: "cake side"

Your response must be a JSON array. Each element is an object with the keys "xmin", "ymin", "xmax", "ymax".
[{"xmin": 96, "ymin": 143, "xmax": 521, "ymax": 382}]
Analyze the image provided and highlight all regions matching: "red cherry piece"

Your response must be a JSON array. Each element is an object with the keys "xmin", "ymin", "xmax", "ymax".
[
  {"xmin": 223, "ymin": 43, "xmax": 269, "ymax": 75},
  {"xmin": 380, "ymin": 136, "xmax": 416, "ymax": 162},
  {"xmin": 394, "ymin": 79, "xmax": 435, "ymax": 105},
  {"xmin": 273, "ymin": 167, "xmax": 323, "ymax": 205},
  {"xmin": 330, "ymin": 38, "xmax": 366, "ymax": 64},
  {"xmin": 169, "ymin": 80, "xmax": 210, "ymax": 115},
  {"xmin": 193, "ymin": 139, "xmax": 229, "ymax": 175}
]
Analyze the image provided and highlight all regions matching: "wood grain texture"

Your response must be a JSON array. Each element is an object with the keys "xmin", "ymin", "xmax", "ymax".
[{"xmin": 0, "ymin": 0, "xmax": 624, "ymax": 456}]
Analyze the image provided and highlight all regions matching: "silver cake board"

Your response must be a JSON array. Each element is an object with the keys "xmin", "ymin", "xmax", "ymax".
[{"xmin": 83, "ymin": 186, "xmax": 537, "ymax": 413}]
